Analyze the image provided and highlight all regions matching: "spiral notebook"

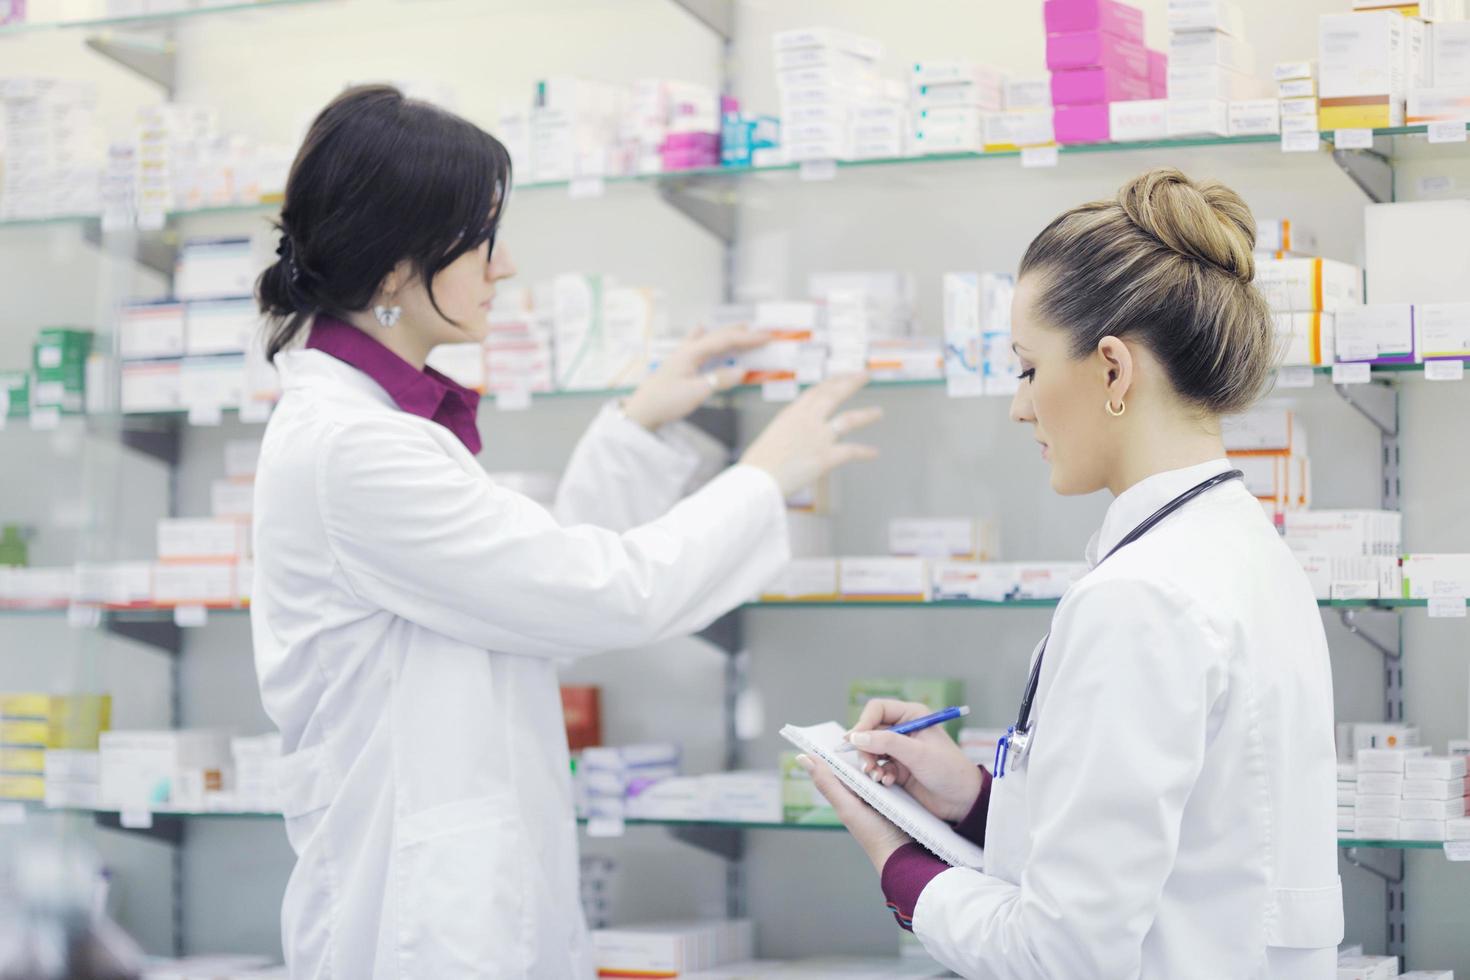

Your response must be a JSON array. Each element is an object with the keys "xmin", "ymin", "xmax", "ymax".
[{"xmin": 780, "ymin": 720, "xmax": 986, "ymax": 870}]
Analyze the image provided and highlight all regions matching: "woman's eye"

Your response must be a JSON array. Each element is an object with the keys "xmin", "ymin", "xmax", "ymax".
[{"xmin": 1019, "ymin": 368, "xmax": 1036, "ymax": 383}]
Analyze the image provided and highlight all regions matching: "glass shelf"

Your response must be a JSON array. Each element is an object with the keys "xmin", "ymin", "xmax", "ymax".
[
  {"xmin": 0, "ymin": 0, "xmax": 329, "ymax": 35},
  {"xmin": 8, "ymin": 126, "xmax": 1470, "ymax": 234},
  {"xmin": 1337, "ymin": 838, "xmax": 1455, "ymax": 850}
]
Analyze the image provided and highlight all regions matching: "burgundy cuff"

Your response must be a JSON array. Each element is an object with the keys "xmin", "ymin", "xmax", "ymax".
[
  {"xmin": 880, "ymin": 842, "xmax": 948, "ymax": 932},
  {"xmin": 952, "ymin": 766, "xmax": 993, "ymax": 847}
]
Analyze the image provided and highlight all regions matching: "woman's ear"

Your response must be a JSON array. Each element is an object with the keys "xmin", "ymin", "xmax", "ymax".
[{"xmin": 1097, "ymin": 336, "xmax": 1135, "ymax": 403}]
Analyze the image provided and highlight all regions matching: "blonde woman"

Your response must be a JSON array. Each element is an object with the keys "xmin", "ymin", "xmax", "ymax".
[{"xmin": 803, "ymin": 169, "xmax": 1342, "ymax": 979}]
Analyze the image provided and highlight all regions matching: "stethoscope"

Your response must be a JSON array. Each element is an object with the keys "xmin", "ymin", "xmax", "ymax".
[{"xmin": 993, "ymin": 469, "xmax": 1244, "ymax": 779}]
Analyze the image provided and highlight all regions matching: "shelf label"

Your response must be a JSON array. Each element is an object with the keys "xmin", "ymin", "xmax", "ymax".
[
  {"xmin": 174, "ymin": 604, "xmax": 208, "ymax": 628},
  {"xmin": 137, "ymin": 210, "xmax": 166, "ymax": 232},
  {"xmin": 495, "ymin": 389, "xmax": 532, "ymax": 412},
  {"xmin": 1446, "ymin": 841, "xmax": 1470, "ymax": 861},
  {"xmin": 762, "ymin": 380, "xmax": 799, "ymax": 403},
  {"xmin": 1021, "ymin": 146, "xmax": 1059, "ymax": 169},
  {"xmin": 30, "ymin": 407, "xmax": 61, "ymax": 431},
  {"xmin": 586, "ymin": 816, "xmax": 626, "ymax": 838},
  {"xmin": 0, "ymin": 804, "xmax": 25, "ymax": 826},
  {"xmin": 1281, "ymin": 131, "xmax": 1320, "ymax": 154},
  {"xmin": 1335, "ymin": 129, "xmax": 1373, "ymax": 149},
  {"xmin": 1332, "ymin": 363, "xmax": 1372, "ymax": 385},
  {"xmin": 568, "ymin": 176, "xmax": 605, "ymax": 199},
  {"xmin": 1276, "ymin": 366, "xmax": 1316, "ymax": 389},
  {"xmin": 67, "ymin": 604, "xmax": 101, "ymax": 630},
  {"xmin": 1428, "ymin": 120, "xmax": 1468, "ymax": 145},
  {"xmin": 799, "ymin": 159, "xmax": 837, "ymax": 182},
  {"xmin": 1425, "ymin": 360, "xmax": 1465, "ymax": 382},
  {"xmin": 1428, "ymin": 596, "xmax": 1467, "ymax": 619},
  {"xmin": 120, "ymin": 807, "xmax": 153, "ymax": 830},
  {"xmin": 1419, "ymin": 175, "xmax": 1455, "ymax": 194},
  {"xmin": 187, "ymin": 403, "xmax": 224, "ymax": 427}
]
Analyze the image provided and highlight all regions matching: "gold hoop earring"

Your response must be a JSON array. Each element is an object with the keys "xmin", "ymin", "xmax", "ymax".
[{"xmin": 1105, "ymin": 398, "xmax": 1126, "ymax": 417}]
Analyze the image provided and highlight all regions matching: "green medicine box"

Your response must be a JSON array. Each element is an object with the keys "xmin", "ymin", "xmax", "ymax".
[
  {"xmin": 848, "ymin": 677, "xmax": 967, "ymax": 738},
  {"xmin": 0, "ymin": 371, "xmax": 29, "ymax": 418},
  {"xmin": 31, "ymin": 328, "xmax": 93, "ymax": 413}
]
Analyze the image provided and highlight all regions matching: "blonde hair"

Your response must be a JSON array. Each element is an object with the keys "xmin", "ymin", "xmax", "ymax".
[{"xmin": 1018, "ymin": 168, "xmax": 1275, "ymax": 415}]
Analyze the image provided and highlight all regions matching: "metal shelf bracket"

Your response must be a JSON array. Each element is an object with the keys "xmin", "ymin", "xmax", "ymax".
[
  {"xmin": 1332, "ymin": 143, "xmax": 1394, "ymax": 203},
  {"xmin": 1338, "ymin": 608, "xmax": 1402, "ymax": 663},
  {"xmin": 83, "ymin": 31, "xmax": 177, "ymax": 91},
  {"xmin": 665, "ymin": 0, "xmax": 732, "ymax": 41},
  {"xmin": 657, "ymin": 181, "xmax": 737, "ymax": 244}
]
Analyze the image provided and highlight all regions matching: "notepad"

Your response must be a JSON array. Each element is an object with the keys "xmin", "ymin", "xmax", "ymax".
[{"xmin": 780, "ymin": 720, "xmax": 986, "ymax": 869}]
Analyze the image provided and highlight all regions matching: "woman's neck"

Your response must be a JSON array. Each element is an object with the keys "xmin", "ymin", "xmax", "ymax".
[
  {"xmin": 1107, "ymin": 416, "xmax": 1228, "ymax": 498},
  {"xmin": 342, "ymin": 310, "xmax": 433, "ymax": 370}
]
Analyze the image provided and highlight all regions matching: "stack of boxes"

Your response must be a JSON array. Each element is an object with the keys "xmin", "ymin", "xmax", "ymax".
[
  {"xmin": 0, "ymin": 693, "xmax": 110, "ymax": 803},
  {"xmin": 0, "ymin": 78, "xmax": 104, "ymax": 221},
  {"xmin": 592, "ymin": 920, "xmax": 754, "ymax": 978},
  {"xmin": 485, "ymin": 308, "xmax": 557, "ymax": 396},
  {"xmin": 625, "ymin": 770, "xmax": 782, "ymax": 823},
  {"xmin": 30, "ymin": 327, "xmax": 92, "ymax": 416},
  {"xmin": 720, "ymin": 108, "xmax": 780, "ymax": 168},
  {"xmin": 983, "ymin": 76, "xmax": 1057, "ymax": 152},
  {"xmin": 1409, "ymin": 14, "xmax": 1470, "ymax": 124},
  {"xmin": 1317, "ymin": 10, "xmax": 1427, "ymax": 131},
  {"xmin": 1255, "ymin": 254, "xmax": 1363, "ymax": 368},
  {"xmin": 1344, "ymin": 742, "xmax": 1470, "ymax": 843},
  {"xmin": 525, "ymin": 77, "xmax": 631, "ymax": 183},
  {"xmin": 1045, "ymin": 0, "xmax": 1151, "ymax": 144},
  {"xmin": 98, "ymin": 729, "xmax": 231, "ymax": 811},
  {"xmin": 910, "ymin": 61, "xmax": 1005, "ymax": 156},
  {"xmin": 1400, "ymin": 553, "xmax": 1470, "ymax": 600},
  {"xmin": 551, "ymin": 274, "xmax": 666, "ymax": 391},
  {"xmin": 1168, "ymin": 0, "xmax": 1263, "ymax": 137},
  {"xmin": 942, "ymin": 271, "xmax": 1016, "ymax": 398},
  {"xmin": 774, "ymin": 27, "xmax": 901, "ymax": 163},
  {"xmin": 1283, "ymin": 510, "xmax": 1403, "ymax": 600},
  {"xmin": 809, "ymin": 270, "xmax": 918, "ymax": 377},
  {"xmin": 930, "ymin": 561, "xmax": 1089, "ymax": 602},
  {"xmin": 1275, "ymin": 60, "xmax": 1318, "ymax": 143},
  {"xmin": 1363, "ymin": 200, "xmax": 1470, "ymax": 367},
  {"xmin": 1224, "ymin": 405, "xmax": 1311, "ymax": 523},
  {"xmin": 577, "ymin": 742, "xmax": 680, "ymax": 827}
]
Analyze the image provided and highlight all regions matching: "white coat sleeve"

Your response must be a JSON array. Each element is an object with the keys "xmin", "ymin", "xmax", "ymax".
[
  {"xmin": 910, "ymin": 575, "xmax": 1230, "ymax": 980},
  {"xmin": 316, "ymin": 417, "xmax": 789, "ymax": 660},
  {"xmin": 552, "ymin": 403, "xmax": 703, "ymax": 531}
]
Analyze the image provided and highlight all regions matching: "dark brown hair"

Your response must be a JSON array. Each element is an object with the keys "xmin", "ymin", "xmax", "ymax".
[
  {"xmin": 257, "ymin": 84, "xmax": 512, "ymax": 360},
  {"xmin": 1018, "ymin": 168, "xmax": 1275, "ymax": 415}
]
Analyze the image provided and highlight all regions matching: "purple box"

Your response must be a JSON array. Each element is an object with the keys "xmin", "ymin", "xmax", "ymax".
[
  {"xmin": 1148, "ymin": 51, "xmax": 1169, "ymax": 98},
  {"xmin": 1043, "ymin": 0, "xmax": 1144, "ymax": 42},
  {"xmin": 0, "ymin": 0, "xmax": 25, "ymax": 24},
  {"xmin": 1054, "ymin": 103, "xmax": 1111, "ymax": 144},
  {"xmin": 1051, "ymin": 67, "xmax": 1152, "ymax": 106},
  {"xmin": 1046, "ymin": 30, "xmax": 1150, "ymax": 76}
]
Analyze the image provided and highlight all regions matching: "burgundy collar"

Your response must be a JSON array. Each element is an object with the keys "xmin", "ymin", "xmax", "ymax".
[{"xmin": 306, "ymin": 314, "xmax": 482, "ymax": 454}]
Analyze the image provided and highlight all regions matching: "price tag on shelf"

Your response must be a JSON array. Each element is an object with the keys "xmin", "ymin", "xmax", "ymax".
[
  {"xmin": 495, "ymin": 389, "xmax": 532, "ymax": 412},
  {"xmin": 120, "ymin": 807, "xmax": 154, "ymax": 830},
  {"xmin": 799, "ymin": 159, "xmax": 837, "ymax": 182},
  {"xmin": 1276, "ymin": 366, "xmax": 1316, "ymax": 389},
  {"xmin": 239, "ymin": 399, "xmax": 272, "ymax": 424},
  {"xmin": 1281, "ymin": 131, "xmax": 1320, "ymax": 154},
  {"xmin": 174, "ymin": 604, "xmax": 208, "ymax": 628},
  {"xmin": 1446, "ymin": 841, "xmax": 1470, "ymax": 861},
  {"xmin": 1425, "ymin": 359, "xmax": 1465, "ymax": 382},
  {"xmin": 1428, "ymin": 120, "xmax": 1468, "ymax": 144},
  {"xmin": 1332, "ymin": 363, "xmax": 1372, "ymax": 385},
  {"xmin": 137, "ymin": 210, "xmax": 166, "ymax": 232},
  {"xmin": 1419, "ymin": 175, "xmax": 1455, "ymax": 195},
  {"xmin": 30, "ymin": 407, "xmax": 61, "ymax": 431},
  {"xmin": 762, "ymin": 380, "xmax": 799, "ymax": 403},
  {"xmin": 586, "ymin": 816, "xmax": 626, "ymax": 838},
  {"xmin": 0, "ymin": 803, "xmax": 25, "ymax": 826},
  {"xmin": 568, "ymin": 176, "xmax": 605, "ymax": 199},
  {"xmin": 1428, "ymin": 596, "xmax": 1467, "ymax": 618},
  {"xmin": 101, "ymin": 210, "xmax": 130, "ymax": 233},
  {"xmin": 187, "ymin": 403, "xmax": 224, "ymax": 427},
  {"xmin": 67, "ymin": 604, "xmax": 101, "ymax": 630},
  {"xmin": 1335, "ymin": 128, "xmax": 1373, "ymax": 149},
  {"xmin": 1021, "ymin": 146, "xmax": 1059, "ymax": 169}
]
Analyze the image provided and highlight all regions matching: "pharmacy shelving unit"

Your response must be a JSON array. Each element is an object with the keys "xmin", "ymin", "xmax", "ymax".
[{"xmin": 2, "ymin": 0, "xmax": 1468, "ymax": 967}]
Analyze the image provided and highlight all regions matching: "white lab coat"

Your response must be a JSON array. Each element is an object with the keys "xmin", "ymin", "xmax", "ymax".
[
  {"xmin": 912, "ymin": 459, "xmax": 1343, "ymax": 980},
  {"xmin": 250, "ymin": 349, "xmax": 790, "ymax": 979}
]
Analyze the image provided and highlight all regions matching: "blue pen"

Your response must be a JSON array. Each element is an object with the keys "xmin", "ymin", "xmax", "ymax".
[{"xmin": 835, "ymin": 705, "xmax": 970, "ymax": 753}]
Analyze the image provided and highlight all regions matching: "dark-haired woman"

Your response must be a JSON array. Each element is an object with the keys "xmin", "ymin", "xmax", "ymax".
[
  {"xmin": 802, "ymin": 170, "xmax": 1343, "ymax": 979},
  {"xmin": 250, "ymin": 86, "xmax": 882, "ymax": 978}
]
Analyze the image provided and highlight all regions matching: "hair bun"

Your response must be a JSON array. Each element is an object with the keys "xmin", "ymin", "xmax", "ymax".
[{"xmin": 1116, "ymin": 168, "xmax": 1257, "ymax": 283}]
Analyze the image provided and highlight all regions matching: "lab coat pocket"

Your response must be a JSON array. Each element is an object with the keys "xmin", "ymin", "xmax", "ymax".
[
  {"xmin": 1265, "ymin": 879, "xmax": 1345, "ymax": 948},
  {"xmin": 398, "ymin": 793, "xmax": 529, "ymax": 977}
]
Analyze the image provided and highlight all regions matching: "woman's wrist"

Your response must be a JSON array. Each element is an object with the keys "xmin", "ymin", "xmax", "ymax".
[{"xmin": 941, "ymin": 764, "xmax": 986, "ymax": 823}]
